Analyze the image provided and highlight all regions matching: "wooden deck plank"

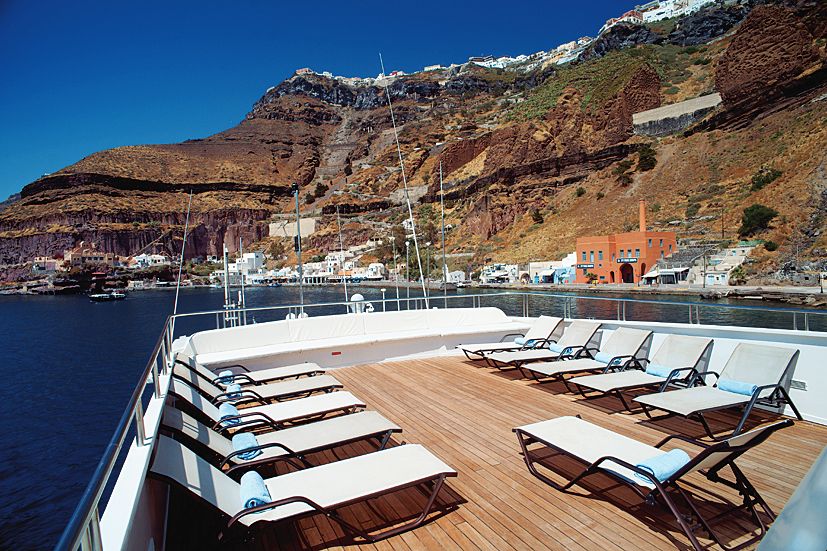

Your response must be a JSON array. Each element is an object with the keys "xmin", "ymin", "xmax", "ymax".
[{"xmin": 189, "ymin": 353, "xmax": 826, "ymax": 551}]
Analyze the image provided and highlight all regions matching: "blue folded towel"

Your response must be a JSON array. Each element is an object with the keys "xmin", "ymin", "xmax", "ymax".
[
  {"xmin": 594, "ymin": 352, "xmax": 623, "ymax": 366},
  {"xmin": 231, "ymin": 432, "xmax": 262, "ymax": 460},
  {"xmin": 549, "ymin": 343, "xmax": 563, "ymax": 353},
  {"xmin": 225, "ymin": 383, "xmax": 243, "ymax": 401},
  {"xmin": 717, "ymin": 378, "xmax": 758, "ymax": 396},
  {"xmin": 240, "ymin": 471, "xmax": 271, "ymax": 509},
  {"xmin": 645, "ymin": 363, "xmax": 673, "ymax": 378},
  {"xmin": 514, "ymin": 336, "xmax": 526, "ymax": 345},
  {"xmin": 634, "ymin": 449, "xmax": 690, "ymax": 484},
  {"xmin": 216, "ymin": 370, "xmax": 235, "ymax": 385},
  {"xmin": 218, "ymin": 402, "xmax": 240, "ymax": 426}
]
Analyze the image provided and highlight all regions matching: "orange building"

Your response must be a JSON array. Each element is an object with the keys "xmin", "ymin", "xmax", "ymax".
[{"xmin": 575, "ymin": 201, "xmax": 677, "ymax": 284}]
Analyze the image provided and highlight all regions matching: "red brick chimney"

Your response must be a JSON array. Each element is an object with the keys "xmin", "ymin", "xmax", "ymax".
[{"xmin": 639, "ymin": 200, "xmax": 646, "ymax": 232}]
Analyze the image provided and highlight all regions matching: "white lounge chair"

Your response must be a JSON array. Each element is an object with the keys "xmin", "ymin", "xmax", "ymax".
[
  {"xmin": 518, "ymin": 327, "xmax": 653, "ymax": 387},
  {"xmin": 635, "ymin": 343, "xmax": 802, "ymax": 438},
  {"xmin": 150, "ymin": 434, "xmax": 457, "ymax": 542},
  {"xmin": 169, "ymin": 378, "xmax": 365, "ymax": 433},
  {"xmin": 484, "ymin": 320, "xmax": 602, "ymax": 369},
  {"xmin": 175, "ymin": 353, "xmax": 325, "ymax": 386},
  {"xmin": 161, "ymin": 406, "xmax": 402, "ymax": 475},
  {"xmin": 172, "ymin": 364, "xmax": 342, "ymax": 406},
  {"xmin": 458, "ymin": 316, "xmax": 564, "ymax": 360},
  {"xmin": 514, "ymin": 415, "xmax": 792, "ymax": 551},
  {"xmin": 570, "ymin": 334, "xmax": 713, "ymax": 411}
]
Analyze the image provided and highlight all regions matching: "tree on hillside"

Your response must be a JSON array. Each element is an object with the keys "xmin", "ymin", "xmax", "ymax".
[
  {"xmin": 738, "ymin": 204, "xmax": 778, "ymax": 237},
  {"xmin": 637, "ymin": 144, "xmax": 657, "ymax": 171},
  {"xmin": 314, "ymin": 181, "xmax": 329, "ymax": 198},
  {"xmin": 613, "ymin": 159, "xmax": 634, "ymax": 186}
]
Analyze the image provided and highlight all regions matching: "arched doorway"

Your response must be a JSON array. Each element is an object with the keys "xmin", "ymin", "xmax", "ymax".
[
  {"xmin": 619, "ymin": 263, "xmax": 634, "ymax": 283},
  {"xmin": 609, "ymin": 271, "xmax": 615, "ymax": 283}
]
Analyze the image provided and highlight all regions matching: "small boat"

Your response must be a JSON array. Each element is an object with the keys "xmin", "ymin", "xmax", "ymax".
[
  {"xmin": 267, "ymin": 282, "xmax": 282, "ymax": 287},
  {"xmin": 89, "ymin": 291, "xmax": 126, "ymax": 302}
]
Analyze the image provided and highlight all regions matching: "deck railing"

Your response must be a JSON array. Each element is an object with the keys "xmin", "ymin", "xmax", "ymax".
[{"xmin": 53, "ymin": 289, "xmax": 827, "ymax": 550}]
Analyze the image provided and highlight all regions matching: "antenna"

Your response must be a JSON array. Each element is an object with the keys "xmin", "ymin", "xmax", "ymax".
[
  {"xmin": 440, "ymin": 161, "xmax": 448, "ymax": 307},
  {"xmin": 379, "ymin": 53, "xmax": 429, "ymax": 308},
  {"xmin": 336, "ymin": 205, "xmax": 349, "ymax": 312},
  {"xmin": 171, "ymin": 189, "xmax": 193, "ymax": 338}
]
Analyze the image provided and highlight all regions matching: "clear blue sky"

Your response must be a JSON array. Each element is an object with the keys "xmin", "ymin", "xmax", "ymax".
[{"xmin": 0, "ymin": 0, "xmax": 620, "ymax": 199}]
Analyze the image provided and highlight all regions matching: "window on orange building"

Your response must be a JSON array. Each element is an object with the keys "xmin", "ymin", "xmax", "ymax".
[
  {"xmin": 582, "ymin": 251, "xmax": 586, "ymax": 261},
  {"xmin": 598, "ymin": 250, "xmax": 603, "ymax": 261},
  {"xmin": 648, "ymin": 238, "xmax": 652, "ymax": 248},
  {"xmin": 635, "ymin": 248, "xmax": 640, "ymax": 257},
  {"xmin": 659, "ymin": 238, "xmax": 663, "ymax": 247},
  {"xmin": 590, "ymin": 251, "xmax": 594, "ymax": 262},
  {"xmin": 619, "ymin": 249, "xmax": 624, "ymax": 258}
]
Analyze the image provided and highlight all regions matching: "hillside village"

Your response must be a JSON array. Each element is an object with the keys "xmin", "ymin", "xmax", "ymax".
[{"xmin": 1, "ymin": 0, "xmax": 825, "ymax": 301}]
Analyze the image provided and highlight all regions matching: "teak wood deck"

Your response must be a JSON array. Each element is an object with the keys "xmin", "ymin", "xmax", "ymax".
[{"xmin": 166, "ymin": 354, "xmax": 827, "ymax": 550}]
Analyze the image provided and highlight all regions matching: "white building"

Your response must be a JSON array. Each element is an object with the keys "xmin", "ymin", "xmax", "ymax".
[
  {"xmin": 447, "ymin": 270, "xmax": 466, "ymax": 284},
  {"xmin": 131, "ymin": 253, "xmax": 171, "ymax": 269},
  {"xmin": 364, "ymin": 263, "xmax": 386, "ymax": 281},
  {"xmin": 479, "ymin": 263, "xmax": 519, "ymax": 284}
]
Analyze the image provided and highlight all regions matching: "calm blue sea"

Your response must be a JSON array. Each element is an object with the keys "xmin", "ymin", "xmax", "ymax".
[{"xmin": 0, "ymin": 285, "xmax": 823, "ymax": 549}]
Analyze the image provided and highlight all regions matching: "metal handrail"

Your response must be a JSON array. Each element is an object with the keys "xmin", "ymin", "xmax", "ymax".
[
  {"xmin": 54, "ymin": 316, "xmax": 173, "ymax": 551},
  {"xmin": 54, "ymin": 288, "xmax": 827, "ymax": 549}
]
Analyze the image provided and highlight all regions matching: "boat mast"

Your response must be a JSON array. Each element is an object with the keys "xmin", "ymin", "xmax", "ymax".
[
  {"xmin": 238, "ymin": 237, "xmax": 247, "ymax": 325},
  {"xmin": 171, "ymin": 189, "xmax": 193, "ymax": 338},
  {"xmin": 379, "ymin": 53, "xmax": 429, "ymax": 308},
  {"xmin": 292, "ymin": 183, "xmax": 305, "ymax": 316},
  {"xmin": 222, "ymin": 244, "xmax": 231, "ymax": 326},
  {"xmin": 336, "ymin": 205, "xmax": 349, "ymax": 312},
  {"xmin": 440, "ymin": 161, "xmax": 448, "ymax": 307}
]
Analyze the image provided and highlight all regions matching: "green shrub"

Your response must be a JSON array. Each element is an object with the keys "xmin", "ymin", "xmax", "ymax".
[
  {"xmin": 530, "ymin": 208, "xmax": 544, "ymax": 224},
  {"xmin": 750, "ymin": 168, "xmax": 782, "ymax": 192},
  {"xmin": 575, "ymin": 187, "xmax": 586, "ymax": 197},
  {"xmin": 738, "ymin": 204, "xmax": 779, "ymax": 236},
  {"xmin": 664, "ymin": 86, "xmax": 680, "ymax": 95},
  {"xmin": 637, "ymin": 144, "xmax": 657, "ymax": 172},
  {"xmin": 763, "ymin": 240, "xmax": 779, "ymax": 251},
  {"xmin": 613, "ymin": 159, "xmax": 634, "ymax": 186},
  {"xmin": 314, "ymin": 182, "xmax": 329, "ymax": 198},
  {"xmin": 686, "ymin": 202, "xmax": 700, "ymax": 218},
  {"xmin": 304, "ymin": 192, "xmax": 315, "ymax": 204},
  {"xmin": 596, "ymin": 191, "xmax": 605, "ymax": 200},
  {"xmin": 652, "ymin": 203, "xmax": 661, "ymax": 212}
]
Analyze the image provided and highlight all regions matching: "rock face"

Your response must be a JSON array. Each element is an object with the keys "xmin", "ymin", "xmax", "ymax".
[
  {"xmin": 633, "ymin": 93, "xmax": 723, "ymax": 136},
  {"xmin": 667, "ymin": 6, "xmax": 749, "ymax": 46},
  {"xmin": 715, "ymin": 5, "xmax": 820, "ymax": 105},
  {"xmin": 581, "ymin": 25, "xmax": 662, "ymax": 62}
]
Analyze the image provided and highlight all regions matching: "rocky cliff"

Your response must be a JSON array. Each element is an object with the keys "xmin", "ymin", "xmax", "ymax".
[{"xmin": 1, "ymin": 0, "xmax": 826, "ymax": 281}]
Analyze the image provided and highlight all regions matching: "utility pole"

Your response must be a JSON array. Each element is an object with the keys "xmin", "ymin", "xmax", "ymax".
[
  {"xmin": 391, "ymin": 235, "xmax": 400, "ymax": 307},
  {"xmin": 291, "ymin": 183, "xmax": 304, "ymax": 315},
  {"xmin": 721, "ymin": 206, "xmax": 724, "ymax": 240}
]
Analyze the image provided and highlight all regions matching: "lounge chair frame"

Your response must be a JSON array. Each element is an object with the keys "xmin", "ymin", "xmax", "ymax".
[
  {"xmin": 168, "ymin": 378, "xmax": 364, "ymax": 434},
  {"xmin": 460, "ymin": 333, "xmax": 537, "ymax": 361},
  {"xmin": 514, "ymin": 418, "xmax": 792, "ymax": 551},
  {"xmin": 484, "ymin": 339, "xmax": 588, "ymax": 369},
  {"xmin": 641, "ymin": 368, "xmax": 804, "ymax": 439},
  {"xmin": 171, "ymin": 364, "xmax": 340, "ymax": 407},
  {"xmin": 149, "ymin": 438, "xmax": 457, "ymax": 544},
  {"xmin": 161, "ymin": 408, "xmax": 402, "ymax": 477},
  {"xmin": 220, "ymin": 473, "xmax": 451, "ymax": 543},
  {"xmin": 175, "ymin": 357, "xmax": 324, "ymax": 386}
]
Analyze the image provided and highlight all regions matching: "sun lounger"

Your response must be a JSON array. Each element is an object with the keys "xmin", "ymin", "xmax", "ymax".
[
  {"xmin": 484, "ymin": 320, "xmax": 602, "ymax": 369},
  {"xmin": 175, "ymin": 353, "xmax": 325, "ymax": 386},
  {"xmin": 635, "ymin": 343, "xmax": 802, "ymax": 438},
  {"xmin": 150, "ymin": 434, "xmax": 457, "ymax": 542},
  {"xmin": 458, "ymin": 316, "xmax": 564, "ymax": 360},
  {"xmin": 519, "ymin": 327, "xmax": 653, "ymax": 387},
  {"xmin": 171, "ymin": 364, "xmax": 342, "ymax": 406},
  {"xmin": 168, "ymin": 378, "xmax": 365, "ymax": 433},
  {"xmin": 161, "ymin": 406, "xmax": 402, "ymax": 476},
  {"xmin": 570, "ymin": 334, "xmax": 713, "ymax": 411},
  {"xmin": 514, "ymin": 415, "xmax": 792, "ymax": 551}
]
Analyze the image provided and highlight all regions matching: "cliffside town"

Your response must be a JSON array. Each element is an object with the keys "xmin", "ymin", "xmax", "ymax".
[{"xmin": 1, "ymin": 0, "xmax": 825, "ymax": 286}]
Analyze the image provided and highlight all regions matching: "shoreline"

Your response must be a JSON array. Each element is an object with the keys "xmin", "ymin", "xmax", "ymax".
[{"xmin": 3, "ymin": 279, "xmax": 826, "ymax": 308}]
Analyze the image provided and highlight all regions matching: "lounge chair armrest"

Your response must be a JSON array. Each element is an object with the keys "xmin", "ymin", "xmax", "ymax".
[
  {"xmin": 212, "ymin": 411, "xmax": 277, "ymax": 433},
  {"xmin": 751, "ymin": 383, "xmax": 783, "ymax": 399},
  {"xmin": 561, "ymin": 345, "xmax": 587, "ymax": 360},
  {"xmin": 226, "ymin": 495, "xmax": 325, "ymax": 530},
  {"xmin": 212, "ymin": 373, "xmax": 257, "ymax": 386},
  {"xmin": 213, "ymin": 389, "xmax": 265, "ymax": 405},
  {"xmin": 654, "ymin": 433, "xmax": 711, "ymax": 450},
  {"xmin": 659, "ymin": 367, "xmax": 699, "ymax": 391},
  {"xmin": 220, "ymin": 442, "xmax": 297, "ymax": 470},
  {"xmin": 525, "ymin": 338, "xmax": 552, "ymax": 349},
  {"xmin": 500, "ymin": 333, "xmax": 525, "ymax": 342},
  {"xmin": 616, "ymin": 358, "xmax": 646, "ymax": 373},
  {"xmin": 689, "ymin": 370, "xmax": 720, "ymax": 387},
  {"xmin": 211, "ymin": 364, "xmax": 251, "ymax": 373}
]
